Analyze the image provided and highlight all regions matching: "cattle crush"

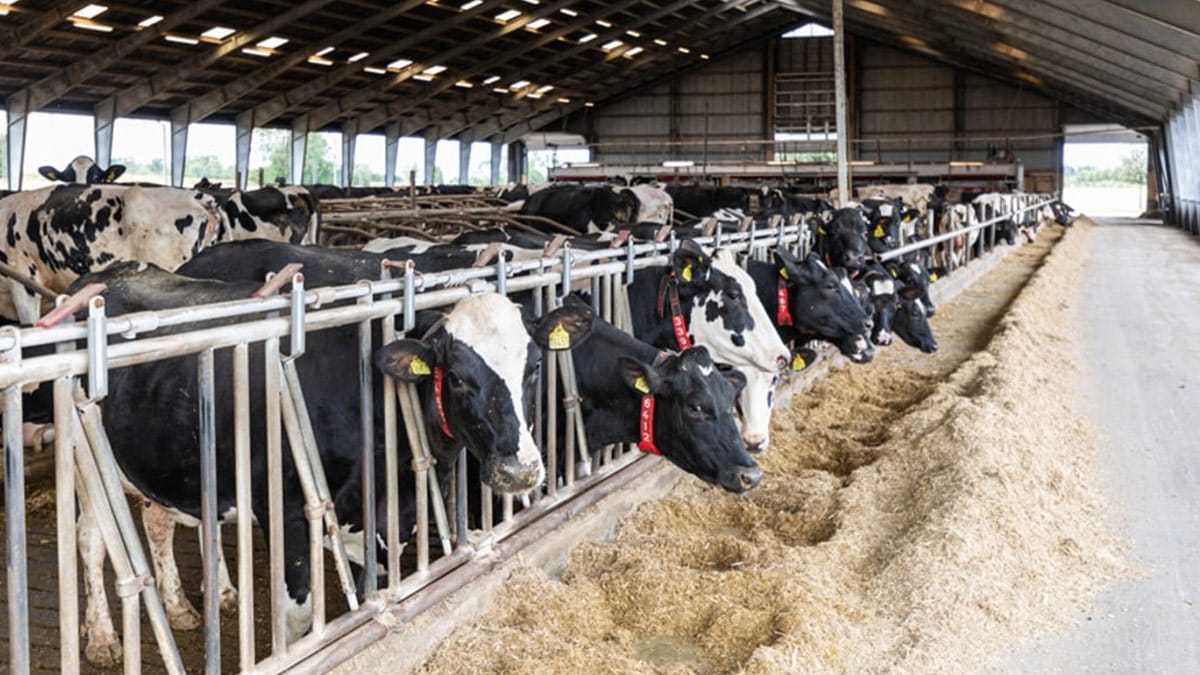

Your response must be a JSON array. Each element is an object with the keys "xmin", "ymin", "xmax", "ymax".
[{"xmin": 0, "ymin": 193, "xmax": 1055, "ymax": 673}]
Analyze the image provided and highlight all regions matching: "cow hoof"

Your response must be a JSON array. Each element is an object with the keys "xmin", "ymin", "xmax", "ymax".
[
  {"xmin": 220, "ymin": 588, "xmax": 239, "ymax": 614},
  {"xmin": 85, "ymin": 635, "xmax": 123, "ymax": 667},
  {"xmin": 166, "ymin": 603, "xmax": 203, "ymax": 631}
]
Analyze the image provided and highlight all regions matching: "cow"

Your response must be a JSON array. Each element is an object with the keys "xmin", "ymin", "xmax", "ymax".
[
  {"xmin": 746, "ymin": 248, "xmax": 874, "ymax": 365},
  {"xmin": 37, "ymin": 156, "xmax": 126, "ymax": 185},
  {"xmin": 558, "ymin": 296, "xmax": 762, "ymax": 491},
  {"xmin": 625, "ymin": 184, "xmax": 673, "ymax": 225},
  {"xmin": 856, "ymin": 183, "xmax": 936, "ymax": 217},
  {"xmin": 626, "ymin": 240, "xmax": 790, "ymax": 453},
  {"xmin": 196, "ymin": 184, "xmax": 322, "ymax": 245},
  {"xmin": 815, "ymin": 207, "xmax": 871, "ymax": 270},
  {"xmin": 519, "ymin": 185, "xmax": 640, "ymax": 233},
  {"xmin": 0, "ymin": 183, "xmax": 314, "ymax": 325},
  {"xmin": 72, "ymin": 261, "xmax": 592, "ymax": 664}
]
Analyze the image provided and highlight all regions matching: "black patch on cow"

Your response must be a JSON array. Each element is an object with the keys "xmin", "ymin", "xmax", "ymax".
[
  {"xmin": 174, "ymin": 215, "xmax": 194, "ymax": 234},
  {"xmin": 6, "ymin": 213, "xmax": 17, "ymax": 247},
  {"xmin": 731, "ymin": 333, "xmax": 745, "ymax": 347},
  {"xmin": 86, "ymin": 189, "xmax": 103, "ymax": 205},
  {"xmin": 705, "ymin": 300, "xmax": 719, "ymax": 323},
  {"xmin": 96, "ymin": 252, "xmax": 114, "ymax": 265},
  {"xmin": 0, "ymin": 250, "xmax": 7, "ymax": 264}
]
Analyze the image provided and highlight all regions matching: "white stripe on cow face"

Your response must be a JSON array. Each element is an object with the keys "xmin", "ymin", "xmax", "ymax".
[
  {"xmin": 442, "ymin": 294, "xmax": 544, "ymax": 487},
  {"xmin": 737, "ymin": 367, "xmax": 778, "ymax": 453}
]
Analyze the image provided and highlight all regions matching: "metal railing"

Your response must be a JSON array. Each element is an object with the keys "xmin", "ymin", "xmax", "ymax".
[{"xmin": 0, "ymin": 193, "xmax": 1056, "ymax": 674}]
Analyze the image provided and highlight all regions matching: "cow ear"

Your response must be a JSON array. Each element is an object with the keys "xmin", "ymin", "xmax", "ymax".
[
  {"xmin": 532, "ymin": 302, "xmax": 594, "ymax": 351},
  {"xmin": 789, "ymin": 347, "xmax": 818, "ymax": 372},
  {"xmin": 773, "ymin": 246, "xmax": 803, "ymax": 281},
  {"xmin": 38, "ymin": 166, "xmax": 61, "ymax": 181},
  {"xmin": 672, "ymin": 239, "xmax": 710, "ymax": 284},
  {"xmin": 374, "ymin": 339, "xmax": 438, "ymax": 382},
  {"xmin": 618, "ymin": 357, "xmax": 664, "ymax": 396},
  {"xmin": 106, "ymin": 165, "xmax": 126, "ymax": 182},
  {"xmin": 721, "ymin": 368, "xmax": 747, "ymax": 396}
]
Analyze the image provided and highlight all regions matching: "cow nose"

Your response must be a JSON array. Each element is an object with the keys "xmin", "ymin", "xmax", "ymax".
[
  {"xmin": 925, "ymin": 341, "xmax": 939, "ymax": 354},
  {"xmin": 743, "ymin": 434, "xmax": 767, "ymax": 453},
  {"xmin": 875, "ymin": 331, "xmax": 893, "ymax": 346},
  {"xmin": 775, "ymin": 355, "xmax": 789, "ymax": 370},
  {"xmin": 924, "ymin": 303, "xmax": 937, "ymax": 317},
  {"xmin": 488, "ymin": 456, "xmax": 544, "ymax": 493},
  {"xmin": 736, "ymin": 465, "xmax": 763, "ymax": 491}
]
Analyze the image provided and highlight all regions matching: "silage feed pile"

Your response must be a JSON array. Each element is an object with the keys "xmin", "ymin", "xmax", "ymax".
[{"xmin": 422, "ymin": 219, "xmax": 1135, "ymax": 674}]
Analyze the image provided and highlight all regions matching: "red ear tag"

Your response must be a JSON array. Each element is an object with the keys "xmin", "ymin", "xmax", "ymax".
[{"xmin": 637, "ymin": 394, "xmax": 660, "ymax": 455}]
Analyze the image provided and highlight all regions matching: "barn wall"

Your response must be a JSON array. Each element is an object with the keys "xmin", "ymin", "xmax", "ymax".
[{"xmin": 582, "ymin": 35, "xmax": 1090, "ymax": 174}]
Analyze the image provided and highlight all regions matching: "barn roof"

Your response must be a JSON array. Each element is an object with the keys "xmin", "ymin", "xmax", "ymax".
[{"xmin": 0, "ymin": 0, "xmax": 1190, "ymax": 140}]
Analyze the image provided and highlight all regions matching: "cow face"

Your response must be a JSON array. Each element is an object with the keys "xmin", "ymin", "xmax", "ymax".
[
  {"xmin": 888, "ymin": 254, "xmax": 937, "ymax": 317},
  {"xmin": 776, "ymin": 248, "xmax": 873, "ymax": 362},
  {"xmin": 863, "ymin": 199, "xmax": 902, "ymax": 253},
  {"xmin": 674, "ymin": 242, "xmax": 790, "ymax": 373},
  {"xmin": 893, "ymin": 294, "xmax": 938, "ymax": 353},
  {"xmin": 861, "ymin": 268, "xmax": 899, "ymax": 347},
  {"xmin": 611, "ymin": 188, "xmax": 640, "ymax": 228},
  {"xmin": 375, "ymin": 294, "xmax": 594, "ymax": 494},
  {"xmin": 818, "ymin": 208, "xmax": 870, "ymax": 269},
  {"xmin": 38, "ymin": 156, "xmax": 126, "ymax": 184},
  {"xmin": 623, "ymin": 347, "xmax": 762, "ymax": 493}
]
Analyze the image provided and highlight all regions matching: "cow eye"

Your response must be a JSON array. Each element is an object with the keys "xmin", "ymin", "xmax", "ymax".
[{"xmin": 446, "ymin": 371, "xmax": 465, "ymax": 388}]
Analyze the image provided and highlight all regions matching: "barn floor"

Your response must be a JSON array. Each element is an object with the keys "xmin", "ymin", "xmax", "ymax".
[{"xmin": 1000, "ymin": 218, "xmax": 1200, "ymax": 673}]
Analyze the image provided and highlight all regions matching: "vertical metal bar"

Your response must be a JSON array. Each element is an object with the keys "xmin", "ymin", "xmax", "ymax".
[
  {"xmin": 277, "ymin": 378, "xmax": 326, "ymax": 637},
  {"xmin": 265, "ymin": 333, "xmax": 288, "ymax": 653},
  {"xmin": 832, "ymin": 0, "xmax": 849, "ymax": 205},
  {"xmin": 233, "ymin": 342, "xmax": 255, "ymax": 671},
  {"xmin": 397, "ymin": 385, "xmax": 429, "ymax": 572},
  {"xmin": 4, "ymin": 380, "xmax": 29, "ymax": 675},
  {"xmin": 53, "ymin": 374, "xmax": 79, "ymax": 675},
  {"xmin": 379, "ymin": 279, "xmax": 402, "ymax": 591},
  {"xmin": 197, "ymin": 349, "xmax": 220, "ymax": 674},
  {"xmin": 456, "ymin": 451, "xmax": 468, "ymax": 546},
  {"xmin": 88, "ymin": 297, "xmax": 108, "ymax": 400},
  {"xmin": 357, "ymin": 306, "xmax": 378, "ymax": 596},
  {"xmin": 544, "ymin": 284, "xmax": 558, "ymax": 499}
]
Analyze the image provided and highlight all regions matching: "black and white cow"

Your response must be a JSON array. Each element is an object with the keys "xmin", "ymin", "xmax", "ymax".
[
  {"xmin": 519, "ymin": 185, "xmax": 641, "ymax": 233},
  {"xmin": 197, "ymin": 184, "xmax": 322, "ymax": 245},
  {"xmin": 561, "ymin": 298, "xmax": 762, "ymax": 492},
  {"xmin": 627, "ymin": 240, "xmax": 790, "ymax": 453},
  {"xmin": 746, "ymin": 248, "xmax": 874, "ymax": 365},
  {"xmin": 816, "ymin": 207, "xmax": 871, "ymax": 270},
  {"xmin": 37, "ymin": 156, "xmax": 126, "ymax": 185},
  {"xmin": 72, "ymin": 261, "xmax": 591, "ymax": 664}
]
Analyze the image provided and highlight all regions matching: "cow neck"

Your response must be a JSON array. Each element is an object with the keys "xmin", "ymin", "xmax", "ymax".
[
  {"xmin": 655, "ymin": 269, "xmax": 692, "ymax": 350},
  {"xmin": 432, "ymin": 366, "xmax": 453, "ymax": 439},
  {"xmin": 775, "ymin": 273, "xmax": 793, "ymax": 326}
]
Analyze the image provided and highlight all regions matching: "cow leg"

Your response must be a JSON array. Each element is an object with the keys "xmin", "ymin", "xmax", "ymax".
[
  {"xmin": 199, "ymin": 525, "xmax": 239, "ymax": 613},
  {"xmin": 142, "ymin": 501, "xmax": 202, "ymax": 630},
  {"xmin": 78, "ymin": 506, "xmax": 123, "ymax": 667}
]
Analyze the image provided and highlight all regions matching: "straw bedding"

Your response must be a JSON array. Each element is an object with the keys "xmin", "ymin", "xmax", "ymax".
[{"xmin": 422, "ymin": 218, "xmax": 1134, "ymax": 674}]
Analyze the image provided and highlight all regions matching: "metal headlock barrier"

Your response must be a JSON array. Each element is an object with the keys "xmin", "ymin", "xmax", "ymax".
[{"xmin": 0, "ymin": 192, "xmax": 1057, "ymax": 674}]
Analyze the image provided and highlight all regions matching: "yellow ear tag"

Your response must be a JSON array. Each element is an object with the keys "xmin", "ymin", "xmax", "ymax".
[
  {"xmin": 903, "ymin": 214, "xmax": 913, "ymax": 223},
  {"xmin": 873, "ymin": 224, "xmax": 886, "ymax": 238},
  {"xmin": 791, "ymin": 354, "xmax": 807, "ymax": 371},
  {"xmin": 681, "ymin": 264, "xmax": 693, "ymax": 282},
  {"xmin": 633, "ymin": 376, "xmax": 650, "ymax": 394},
  {"xmin": 890, "ymin": 268, "xmax": 898, "ymax": 278},
  {"xmin": 547, "ymin": 322, "xmax": 570, "ymax": 350},
  {"xmin": 409, "ymin": 356, "xmax": 431, "ymax": 376},
  {"xmin": 929, "ymin": 272, "xmax": 939, "ymax": 282},
  {"xmin": 779, "ymin": 267, "xmax": 789, "ymax": 280},
  {"xmin": 817, "ymin": 227, "xmax": 827, "ymax": 236}
]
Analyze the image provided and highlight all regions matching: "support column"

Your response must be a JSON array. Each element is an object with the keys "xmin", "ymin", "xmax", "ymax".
[
  {"xmin": 423, "ymin": 128, "xmax": 437, "ymax": 185},
  {"xmin": 94, "ymin": 99, "xmax": 115, "ymax": 170},
  {"xmin": 291, "ymin": 114, "xmax": 309, "ymax": 185},
  {"xmin": 832, "ymin": 0, "xmax": 849, "ymax": 204},
  {"xmin": 508, "ymin": 140, "xmax": 527, "ymax": 184},
  {"xmin": 457, "ymin": 137, "xmax": 472, "ymax": 185},
  {"xmin": 490, "ymin": 138, "xmax": 502, "ymax": 185},
  {"xmin": 234, "ymin": 112, "xmax": 252, "ymax": 189},
  {"xmin": 6, "ymin": 92, "xmax": 30, "ymax": 191},
  {"xmin": 170, "ymin": 118, "xmax": 188, "ymax": 187},
  {"xmin": 340, "ymin": 120, "xmax": 358, "ymax": 188},
  {"xmin": 763, "ymin": 38, "xmax": 776, "ymax": 162},
  {"xmin": 384, "ymin": 122, "xmax": 400, "ymax": 186}
]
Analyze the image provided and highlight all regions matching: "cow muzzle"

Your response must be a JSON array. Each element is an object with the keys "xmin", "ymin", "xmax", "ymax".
[
  {"xmin": 719, "ymin": 464, "xmax": 763, "ymax": 493},
  {"xmin": 484, "ymin": 455, "xmax": 545, "ymax": 494}
]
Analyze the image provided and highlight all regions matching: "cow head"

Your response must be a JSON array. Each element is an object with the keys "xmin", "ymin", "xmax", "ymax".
[
  {"xmin": 893, "ymin": 294, "xmax": 938, "ymax": 354},
  {"xmin": 863, "ymin": 199, "xmax": 902, "ymax": 253},
  {"xmin": 375, "ymin": 294, "xmax": 594, "ymax": 494},
  {"xmin": 775, "ymin": 248, "xmax": 873, "ymax": 363},
  {"xmin": 818, "ymin": 208, "xmax": 870, "ymax": 269},
  {"xmin": 859, "ymin": 263, "xmax": 900, "ymax": 347},
  {"xmin": 38, "ymin": 156, "xmax": 125, "ymax": 184},
  {"xmin": 623, "ymin": 347, "xmax": 762, "ymax": 493},
  {"xmin": 610, "ymin": 187, "xmax": 640, "ymax": 228},
  {"xmin": 888, "ymin": 252, "xmax": 937, "ymax": 317}
]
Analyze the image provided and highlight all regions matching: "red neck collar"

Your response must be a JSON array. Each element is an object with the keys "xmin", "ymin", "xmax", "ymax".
[
  {"xmin": 656, "ymin": 271, "xmax": 692, "ymax": 351},
  {"xmin": 637, "ymin": 394, "xmax": 660, "ymax": 455},
  {"xmin": 433, "ymin": 366, "xmax": 453, "ymax": 439},
  {"xmin": 776, "ymin": 274, "xmax": 793, "ymax": 326}
]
